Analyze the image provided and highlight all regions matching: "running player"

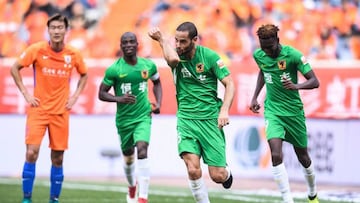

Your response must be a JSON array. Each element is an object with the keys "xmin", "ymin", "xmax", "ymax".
[
  {"xmin": 98, "ymin": 32, "xmax": 162, "ymax": 203},
  {"xmin": 249, "ymin": 24, "xmax": 320, "ymax": 203}
]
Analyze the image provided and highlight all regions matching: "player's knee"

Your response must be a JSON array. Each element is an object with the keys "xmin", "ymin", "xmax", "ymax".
[
  {"xmin": 209, "ymin": 169, "xmax": 227, "ymax": 183},
  {"xmin": 26, "ymin": 150, "xmax": 39, "ymax": 162},
  {"xmin": 137, "ymin": 148, "xmax": 148, "ymax": 159},
  {"xmin": 271, "ymin": 152, "xmax": 283, "ymax": 165},
  {"xmin": 298, "ymin": 156, "xmax": 311, "ymax": 168},
  {"xmin": 210, "ymin": 174, "xmax": 223, "ymax": 183},
  {"xmin": 187, "ymin": 167, "xmax": 201, "ymax": 179},
  {"xmin": 123, "ymin": 154, "xmax": 135, "ymax": 165}
]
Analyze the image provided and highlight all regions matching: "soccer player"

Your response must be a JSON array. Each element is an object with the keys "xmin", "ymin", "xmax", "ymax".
[
  {"xmin": 148, "ymin": 22, "xmax": 235, "ymax": 203},
  {"xmin": 98, "ymin": 32, "xmax": 162, "ymax": 203},
  {"xmin": 10, "ymin": 13, "xmax": 88, "ymax": 203},
  {"xmin": 249, "ymin": 24, "xmax": 320, "ymax": 203}
]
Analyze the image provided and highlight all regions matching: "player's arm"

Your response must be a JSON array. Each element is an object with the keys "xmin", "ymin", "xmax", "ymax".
[
  {"xmin": 151, "ymin": 73, "xmax": 162, "ymax": 114},
  {"xmin": 282, "ymin": 70, "xmax": 319, "ymax": 90},
  {"xmin": 98, "ymin": 83, "xmax": 136, "ymax": 104},
  {"xmin": 10, "ymin": 60, "xmax": 40, "ymax": 107},
  {"xmin": 66, "ymin": 73, "xmax": 88, "ymax": 110},
  {"xmin": 148, "ymin": 27, "xmax": 180, "ymax": 68},
  {"xmin": 298, "ymin": 70, "xmax": 319, "ymax": 89},
  {"xmin": 218, "ymin": 75, "xmax": 235, "ymax": 128},
  {"xmin": 249, "ymin": 70, "xmax": 265, "ymax": 113}
]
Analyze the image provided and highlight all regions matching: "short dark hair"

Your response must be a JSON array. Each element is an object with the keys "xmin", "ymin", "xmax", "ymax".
[
  {"xmin": 256, "ymin": 24, "xmax": 279, "ymax": 39},
  {"xmin": 176, "ymin": 22, "xmax": 198, "ymax": 39},
  {"xmin": 47, "ymin": 13, "xmax": 69, "ymax": 29}
]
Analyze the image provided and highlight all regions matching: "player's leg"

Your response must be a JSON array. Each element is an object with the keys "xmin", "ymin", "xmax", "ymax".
[
  {"xmin": 134, "ymin": 117, "xmax": 151, "ymax": 203},
  {"xmin": 22, "ymin": 111, "xmax": 48, "ymax": 203},
  {"xmin": 118, "ymin": 122, "xmax": 137, "ymax": 203},
  {"xmin": 48, "ymin": 113, "xmax": 69, "ymax": 202},
  {"xmin": 135, "ymin": 142, "xmax": 149, "ymax": 203},
  {"xmin": 22, "ymin": 145, "xmax": 40, "ymax": 203},
  {"xmin": 294, "ymin": 147, "xmax": 318, "ymax": 202},
  {"xmin": 178, "ymin": 118, "xmax": 210, "ymax": 203},
  {"xmin": 122, "ymin": 149, "xmax": 137, "ymax": 203},
  {"xmin": 182, "ymin": 153, "xmax": 210, "ymax": 203},
  {"xmin": 285, "ymin": 114, "xmax": 318, "ymax": 202},
  {"xmin": 269, "ymin": 139, "xmax": 293, "ymax": 203},
  {"xmin": 200, "ymin": 119, "xmax": 232, "ymax": 189},
  {"xmin": 266, "ymin": 115, "xmax": 294, "ymax": 203},
  {"xmin": 49, "ymin": 150, "xmax": 64, "ymax": 203}
]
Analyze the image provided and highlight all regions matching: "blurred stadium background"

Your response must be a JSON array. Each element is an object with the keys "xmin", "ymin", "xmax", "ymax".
[{"xmin": 1, "ymin": 0, "xmax": 360, "ymax": 202}]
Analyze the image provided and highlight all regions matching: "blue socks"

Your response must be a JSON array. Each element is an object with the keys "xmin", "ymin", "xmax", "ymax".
[
  {"xmin": 22, "ymin": 162, "xmax": 36, "ymax": 198},
  {"xmin": 22, "ymin": 163, "xmax": 64, "ymax": 201},
  {"xmin": 50, "ymin": 165, "xmax": 64, "ymax": 200}
]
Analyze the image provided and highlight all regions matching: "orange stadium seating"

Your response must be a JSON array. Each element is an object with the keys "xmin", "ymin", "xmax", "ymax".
[{"xmin": 1, "ymin": 0, "xmax": 360, "ymax": 60}]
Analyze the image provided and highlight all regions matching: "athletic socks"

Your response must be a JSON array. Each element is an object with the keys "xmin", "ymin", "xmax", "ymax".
[
  {"xmin": 272, "ymin": 163, "xmax": 294, "ymax": 203},
  {"xmin": 189, "ymin": 177, "xmax": 210, "ymax": 203},
  {"xmin": 302, "ymin": 163, "xmax": 317, "ymax": 197},
  {"xmin": 137, "ymin": 158, "xmax": 150, "ymax": 199},
  {"xmin": 123, "ymin": 160, "xmax": 136, "ymax": 186},
  {"xmin": 50, "ymin": 165, "xmax": 64, "ymax": 201},
  {"xmin": 22, "ymin": 162, "xmax": 36, "ymax": 199}
]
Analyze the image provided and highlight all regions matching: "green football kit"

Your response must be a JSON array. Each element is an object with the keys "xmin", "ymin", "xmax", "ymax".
[
  {"xmin": 172, "ymin": 45, "xmax": 230, "ymax": 166},
  {"xmin": 253, "ymin": 45, "xmax": 312, "ymax": 148},
  {"xmin": 102, "ymin": 57, "xmax": 158, "ymax": 151}
]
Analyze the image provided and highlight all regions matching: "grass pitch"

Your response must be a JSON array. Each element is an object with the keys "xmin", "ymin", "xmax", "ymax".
[{"xmin": 0, "ymin": 177, "xmax": 355, "ymax": 203}]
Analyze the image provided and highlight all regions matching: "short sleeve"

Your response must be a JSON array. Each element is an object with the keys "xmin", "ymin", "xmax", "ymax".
[
  {"xmin": 212, "ymin": 57, "xmax": 230, "ymax": 80},
  {"xmin": 102, "ymin": 65, "xmax": 115, "ymax": 86},
  {"xmin": 293, "ymin": 50, "xmax": 312, "ymax": 75},
  {"xmin": 74, "ymin": 50, "xmax": 87, "ymax": 75},
  {"xmin": 17, "ymin": 43, "xmax": 39, "ymax": 67}
]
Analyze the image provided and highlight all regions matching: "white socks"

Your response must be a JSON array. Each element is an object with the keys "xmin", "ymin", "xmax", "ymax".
[
  {"xmin": 189, "ymin": 177, "xmax": 210, "ymax": 203},
  {"xmin": 302, "ymin": 163, "xmax": 317, "ymax": 197},
  {"xmin": 137, "ymin": 158, "xmax": 150, "ymax": 199},
  {"xmin": 123, "ymin": 161, "xmax": 136, "ymax": 186},
  {"xmin": 225, "ymin": 165, "xmax": 231, "ymax": 180},
  {"xmin": 272, "ymin": 163, "xmax": 294, "ymax": 203}
]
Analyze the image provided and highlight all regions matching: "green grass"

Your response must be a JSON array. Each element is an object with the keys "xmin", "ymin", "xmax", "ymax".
[{"xmin": 0, "ymin": 177, "xmax": 354, "ymax": 203}]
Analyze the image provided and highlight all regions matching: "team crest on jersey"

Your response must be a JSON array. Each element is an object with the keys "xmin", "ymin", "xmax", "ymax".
[
  {"xmin": 196, "ymin": 63, "xmax": 204, "ymax": 73},
  {"xmin": 277, "ymin": 60, "xmax": 286, "ymax": 70},
  {"xmin": 141, "ymin": 70, "xmax": 149, "ymax": 79},
  {"xmin": 64, "ymin": 55, "xmax": 71, "ymax": 64}
]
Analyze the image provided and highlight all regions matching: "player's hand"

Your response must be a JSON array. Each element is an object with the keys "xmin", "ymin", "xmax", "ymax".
[
  {"xmin": 23, "ymin": 92, "xmax": 40, "ymax": 107},
  {"xmin": 117, "ymin": 93, "xmax": 136, "ymax": 104},
  {"xmin": 148, "ymin": 27, "xmax": 162, "ymax": 41},
  {"xmin": 249, "ymin": 100, "xmax": 261, "ymax": 113},
  {"xmin": 66, "ymin": 96, "xmax": 78, "ymax": 110},
  {"xmin": 218, "ymin": 109, "xmax": 230, "ymax": 129},
  {"xmin": 151, "ymin": 102, "xmax": 160, "ymax": 114},
  {"xmin": 281, "ymin": 77, "xmax": 297, "ymax": 90}
]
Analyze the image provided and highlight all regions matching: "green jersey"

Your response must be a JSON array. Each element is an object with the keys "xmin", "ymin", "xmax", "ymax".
[
  {"xmin": 102, "ymin": 57, "xmax": 158, "ymax": 123},
  {"xmin": 253, "ymin": 45, "xmax": 312, "ymax": 116},
  {"xmin": 173, "ymin": 45, "xmax": 230, "ymax": 119}
]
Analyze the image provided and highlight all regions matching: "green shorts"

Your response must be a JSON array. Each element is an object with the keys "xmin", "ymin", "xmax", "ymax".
[
  {"xmin": 177, "ymin": 117, "xmax": 226, "ymax": 167},
  {"xmin": 265, "ymin": 112, "xmax": 308, "ymax": 148},
  {"xmin": 116, "ymin": 116, "xmax": 151, "ymax": 151}
]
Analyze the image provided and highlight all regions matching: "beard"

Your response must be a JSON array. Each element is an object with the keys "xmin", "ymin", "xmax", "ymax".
[{"xmin": 177, "ymin": 42, "xmax": 195, "ymax": 57}]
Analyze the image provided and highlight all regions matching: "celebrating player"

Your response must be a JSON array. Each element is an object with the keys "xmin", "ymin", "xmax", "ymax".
[{"xmin": 148, "ymin": 22, "xmax": 235, "ymax": 203}]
